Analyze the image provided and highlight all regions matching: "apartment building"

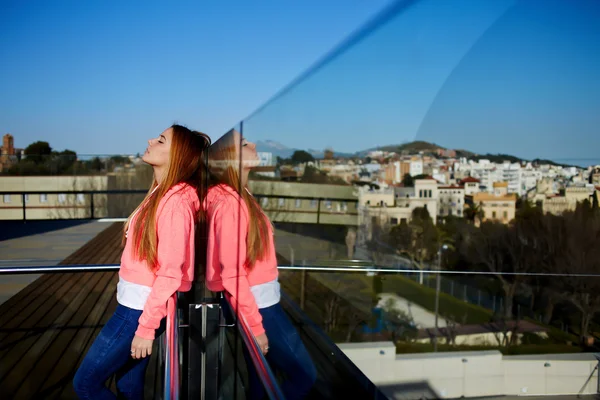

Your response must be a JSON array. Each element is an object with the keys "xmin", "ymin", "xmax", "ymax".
[
  {"xmin": 438, "ymin": 185, "xmax": 465, "ymax": 218},
  {"xmin": 359, "ymin": 179, "xmax": 439, "ymax": 235},
  {"xmin": 471, "ymin": 182, "xmax": 517, "ymax": 225},
  {"xmin": 542, "ymin": 184, "xmax": 595, "ymax": 215},
  {"xmin": 0, "ymin": 175, "xmax": 109, "ymax": 220},
  {"xmin": 460, "ymin": 176, "xmax": 481, "ymax": 196}
]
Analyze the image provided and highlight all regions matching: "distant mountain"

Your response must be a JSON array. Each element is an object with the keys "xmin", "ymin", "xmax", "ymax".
[
  {"xmin": 257, "ymin": 139, "xmax": 579, "ymax": 168},
  {"xmin": 255, "ymin": 140, "xmax": 295, "ymax": 158},
  {"xmin": 256, "ymin": 140, "xmax": 355, "ymax": 159},
  {"xmin": 357, "ymin": 140, "xmax": 443, "ymax": 156}
]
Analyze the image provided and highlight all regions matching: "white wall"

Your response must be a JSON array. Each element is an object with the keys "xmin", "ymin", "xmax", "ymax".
[{"xmin": 338, "ymin": 342, "xmax": 599, "ymax": 399}]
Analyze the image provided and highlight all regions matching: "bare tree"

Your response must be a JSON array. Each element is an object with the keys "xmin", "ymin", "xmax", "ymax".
[{"xmin": 556, "ymin": 204, "xmax": 600, "ymax": 342}]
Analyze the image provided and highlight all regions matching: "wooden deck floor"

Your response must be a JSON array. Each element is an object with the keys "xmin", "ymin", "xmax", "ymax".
[
  {"xmin": 0, "ymin": 222, "xmax": 384, "ymax": 400},
  {"xmin": 0, "ymin": 222, "xmax": 163, "ymax": 400}
]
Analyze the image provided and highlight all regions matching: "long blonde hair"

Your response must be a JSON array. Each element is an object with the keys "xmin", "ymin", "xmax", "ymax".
[
  {"xmin": 123, "ymin": 124, "xmax": 211, "ymax": 271},
  {"xmin": 207, "ymin": 129, "xmax": 270, "ymax": 268}
]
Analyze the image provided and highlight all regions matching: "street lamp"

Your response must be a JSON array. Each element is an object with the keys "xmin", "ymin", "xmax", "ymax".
[{"xmin": 433, "ymin": 244, "xmax": 449, "ymax": 352}]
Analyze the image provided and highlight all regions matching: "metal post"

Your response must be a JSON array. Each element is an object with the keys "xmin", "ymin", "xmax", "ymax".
[
  {"xmin": 450, "ymin": 281, "xmax": 454, "ymax": 297},
  {"xmin": 316, "ymin": 199, "xmax": 321, "ymax": 224},
  {"xmin": 188, "ymin": 301, "xmax": 221, "ymax": 400},
  {"xmin": 90, "ymin": 193, "xmax": 95, "ymax": 219},
  {"xmin": 22, "ymin": 193, "xmax": 26, "ymax": 222},
  {"xmin": 477, "ymin": 290, "xmax": 481, "ymax": 306},
  {"xmin": 434, "ymin": 251, "xmax": 441, "ymax": 352},
  {"xmin": 463, "ymin": 286, "xmax": 468, "ymax": 302}
]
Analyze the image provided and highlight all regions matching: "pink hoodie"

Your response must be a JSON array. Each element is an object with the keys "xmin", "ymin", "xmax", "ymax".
[
  {"xmin": 204, "ymin": 184, "xmax": 279, "ymax": 337},
  {"xmin": 119, "ymin": 182, "xmax": 200, "ymax": 340}
]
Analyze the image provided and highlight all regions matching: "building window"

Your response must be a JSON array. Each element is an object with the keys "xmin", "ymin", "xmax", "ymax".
[
  {"xmin": 76, "ymin": 194, "xmax": 85, "ymax": 204},
  {"xmin": 400, "ymin": 218, "xmax": 407, "ymax": 225},
  {"xmin": 58, "ymin": 194, "xmax": 67, "ymax": 204},
  {"xmin": 503, "ymin": 211, "xmax": 508, "ymax": 219},
  {"xmin": 390, "ymin": 217, "xmax": 398, "ymax": 225},
  {"xmin": 40, "ymin": 194, "xmax": 48, "ymax": 203},
  {"xmin": 24, "ymin": 194, "xmax": 29, "ymax": 204},
  {"xmin": 325, "ymin": 200, "xmax": 332, "ymax": 209},
  {"xmin": 310, "ymin": 199, "xmax": 317, "ymax": 208},
  {"xmin": 428, "ymin": 190, "xmax": 432, "ymax": 198},
  {"xmin": 341, "ymin": 201, "xmax": 348, "ymax": 212},
  {"xmin": 419, "ymin": 190, "xmax": 423, "ymax": 198},
  {"xmin": 379, "ymin": 200, "xmax": 384, "ymax": 206},
  {"xmin": 3, "ymin": 194, "xmax": 10, "ymax": 203},
  {"xmin": 492, "ymin": 211, "xmax": 497, "ymax": 219},
  {"xmin": 295, "ymin": 199, "xmax": 301, "ymax": 208},
  {"xmin": 278, "ymin": 198, "xmax": 285, "ymax": 208},
  {"xmin": 449, "ymin": 209, "xmax": 453, "ymax": 216},
  {"xmin": 458, "ymin": 209, "xmax": 462, "ymax": 216}
]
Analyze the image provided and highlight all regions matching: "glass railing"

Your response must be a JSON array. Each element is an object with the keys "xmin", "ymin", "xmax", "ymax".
[{"xmin": 2, "ymin": 0, "xmax": 600, "ymax": 398}]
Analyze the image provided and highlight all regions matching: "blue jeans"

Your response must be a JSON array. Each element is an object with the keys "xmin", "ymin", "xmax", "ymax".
[
  {"xmin": 245, "ymin": 303, "xmax": 317, "ymax": 400},
  {"xmin": 73, "ymin": 304, "xmax": 164, "ymax": 400}
]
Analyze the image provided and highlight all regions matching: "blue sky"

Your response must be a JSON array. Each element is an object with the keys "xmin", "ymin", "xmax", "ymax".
[
  {"xmin": 1, "ymin": 0, "xmax": 599, "ymax": 166},
  {"xmin": 0, "ymin": 0, "xmax": 392, "ymax": 155}
]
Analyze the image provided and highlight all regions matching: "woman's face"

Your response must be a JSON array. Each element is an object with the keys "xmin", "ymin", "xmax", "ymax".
[
  {"xmin": 240, "ymin": 136, "xmax": 259, "ymax": 168},
  {"xmin": 142, "ymin": 127, "xmax": 173, "ymax": 168}
]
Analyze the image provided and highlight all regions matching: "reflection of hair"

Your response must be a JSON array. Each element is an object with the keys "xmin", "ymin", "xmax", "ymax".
[
  {"xmin": 208, "ymin": 130, "xmax": 270, "ymax": 268},
  {"xmin": 124, "ymin": 124, "xmax": 211, "ymax": 271}
]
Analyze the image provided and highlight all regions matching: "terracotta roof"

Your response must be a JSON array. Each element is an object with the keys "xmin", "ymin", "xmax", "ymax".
[
  {"xmin": 460, "ymin": 176, "xmax": 480, "ymax": 184},
  {"xmin": 414, "ymin": 175, "xmax": 439, "ymax": 182},
  {"xmin": 439, "ymin": 185, "xmax": 464, "ymax": 190}
]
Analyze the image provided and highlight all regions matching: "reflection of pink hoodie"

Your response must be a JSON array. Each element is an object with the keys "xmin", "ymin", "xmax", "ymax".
[
  {"xmin": 204, "ymin": 184, "xmax": 279, "ymax": 337},
  {"xmin": 119, "ymin": 182, "xmax": 200, "ymax": 340}
]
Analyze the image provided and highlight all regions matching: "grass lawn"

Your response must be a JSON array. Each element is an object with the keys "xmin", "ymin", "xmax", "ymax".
[{"xmin": 307, "ymin": 270, "xmax": 582, "ymax": 351}]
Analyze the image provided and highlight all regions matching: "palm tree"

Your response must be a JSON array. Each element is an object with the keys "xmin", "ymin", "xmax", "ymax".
[{"xmin": 464, "ymin": 203, "xmax": 484, "ymax": 226}]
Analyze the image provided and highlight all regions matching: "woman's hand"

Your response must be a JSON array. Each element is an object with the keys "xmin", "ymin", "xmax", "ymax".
[
  {"xmin": 131, "ymin": 335, "xmax": 154, "ymax": 359},
  {"xmin": 255, "ymin": 333, "xmax": 269, "ymax": 355}
]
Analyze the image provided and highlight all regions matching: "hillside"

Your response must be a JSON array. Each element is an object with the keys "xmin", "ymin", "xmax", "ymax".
[{"xmin": 376, "ymin": 140, "xmax": 443, "ymax": 154}]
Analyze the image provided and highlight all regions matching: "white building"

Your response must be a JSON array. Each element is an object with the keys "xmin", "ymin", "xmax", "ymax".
[
  {"xmin": 257, "ymin": 152, "xmax": 274, "ymax": 166},
  {"xmin": 358, "ymin": 179, "xmax": 439, "ymax": 239},
  {"xmin": 409, "ymin": 157, "xmax": 423, "ymax": 177},
  {"xmin": 438, "ymin": 185, "xmax": 465, "ymax": 218}
]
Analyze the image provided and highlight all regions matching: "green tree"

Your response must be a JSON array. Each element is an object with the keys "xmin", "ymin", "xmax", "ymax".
[
  {"xmin": 291, "ymin": 150, "xmax": 314, "ymax": 165},
  {"xmin": 87, "ymin": 157, "xmax": 104, "ymax": 172},
  {"xmin": 302, "ymin": 165, "xmax": 327, "ymax": 184},
  {"xmin": 464, "ymin": 202, "xmax": 484, "ymax": 225},
  {"xmin": 24, "ymin": 141, "xmax": 52, "ymax": 164},
  {"xmin": 401, "ymin": 173, "xmax": 414, "ymax": 187},
  {"xmin": 54, "ymin": 149, "xmax": 77, "ymax": 174},
  {"xmin": 389, "ymin": 207, "xmax": 439, "ymax": 267}
]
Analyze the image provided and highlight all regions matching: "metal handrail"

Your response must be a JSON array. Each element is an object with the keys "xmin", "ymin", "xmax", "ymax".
[
  {"xmin": 3, "ymin": 263, "xmax": 600, "ymax": 278},
  {"xmin": 0, "ymin": 189, "xmax": 358, "ymax": 202}
]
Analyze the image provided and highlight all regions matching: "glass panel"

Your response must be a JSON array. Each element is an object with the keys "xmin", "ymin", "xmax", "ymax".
[{"xmin": 2, "ymin": 0, "xmax": 600, "ymax": 398}]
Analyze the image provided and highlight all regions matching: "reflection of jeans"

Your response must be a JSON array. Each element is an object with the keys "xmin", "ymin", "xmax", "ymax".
[
  {"xmin": 73, "ymin": 304, "xmax": 165, "ymax": 400},
  {"xmin": 245, "ymin": 303, "xmax": 317, "ymax": 400}
]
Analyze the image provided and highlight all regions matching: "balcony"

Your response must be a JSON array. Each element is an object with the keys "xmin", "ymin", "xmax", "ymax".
[{"xmin": 2, "ymin": 0, "xmax": 600, "ymax": 398}]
